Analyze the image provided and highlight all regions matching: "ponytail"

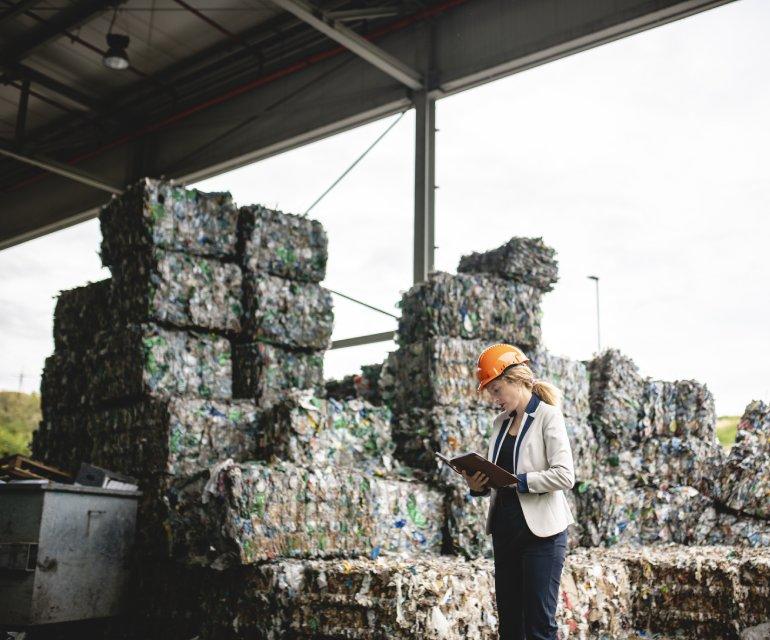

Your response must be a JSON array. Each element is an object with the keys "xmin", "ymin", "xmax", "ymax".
[{"xmin": 532, "ymin": 378, "xmax": 562, "ymax": 407}]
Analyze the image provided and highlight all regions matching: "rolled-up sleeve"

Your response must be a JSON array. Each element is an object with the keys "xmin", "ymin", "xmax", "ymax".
[{"xmin": 521, "ymin": 410, "xmax": 575, "ymax": 493}]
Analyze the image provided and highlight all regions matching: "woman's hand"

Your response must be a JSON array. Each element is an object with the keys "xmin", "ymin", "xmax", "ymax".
[{"xmin": 462, "ymin": 470, "xmax": 489, "ymax": 492}]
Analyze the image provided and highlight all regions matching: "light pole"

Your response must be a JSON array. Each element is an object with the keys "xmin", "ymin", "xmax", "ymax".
[{"xmin": 587, "ymin": 275, "xmax": 601, "ymax": 353}]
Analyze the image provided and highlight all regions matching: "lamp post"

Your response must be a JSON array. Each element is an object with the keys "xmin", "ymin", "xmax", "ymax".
[{"xmin": 587, "ymin": 275, "xmax": 601, "ymax": 353}]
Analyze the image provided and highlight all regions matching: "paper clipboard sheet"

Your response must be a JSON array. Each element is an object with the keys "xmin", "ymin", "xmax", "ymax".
[{"xmin": 435, "ymin": 451, "xmax": 517, "ymax": 490}]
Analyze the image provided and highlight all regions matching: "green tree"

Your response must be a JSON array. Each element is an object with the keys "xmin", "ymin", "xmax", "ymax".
[{"xmin": 0, "ymin": 391, "xmax": 41, "ymax": 457}]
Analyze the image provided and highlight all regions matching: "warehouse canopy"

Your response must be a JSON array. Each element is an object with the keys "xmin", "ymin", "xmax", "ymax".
[{"xmin": 0, "ymin": 0, "xmax": 733, "ymax": 254}]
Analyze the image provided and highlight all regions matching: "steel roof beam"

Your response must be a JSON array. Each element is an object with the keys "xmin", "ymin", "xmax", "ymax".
[
  {"xmin": 0, "ymin": 0, "xmax": 43, "ymax": 24},
  {"xmin": 0, "ymin": 0, "xmax": 122, "ymax": 67},
  {"xmin": 0, "ymin": 143, "xmax": 122, "ymax": 194},
  {"xmin": 2, "ymin": 64, "xmax": 103, "ymax": 112},
  {"xmin": 267, "ymin": 0, "xmax": 423, "ymax": 90}
]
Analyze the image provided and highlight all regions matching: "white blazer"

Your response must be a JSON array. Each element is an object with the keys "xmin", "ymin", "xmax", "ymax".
[{"xmin": 474, "ymin": 392, "xmax": 576, "ymax": 537}]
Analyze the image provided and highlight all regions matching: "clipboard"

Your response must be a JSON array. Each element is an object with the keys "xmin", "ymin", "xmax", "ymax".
[{"xmin": 434, "ymin": 451, "xmax": 517, "ymax": 490}]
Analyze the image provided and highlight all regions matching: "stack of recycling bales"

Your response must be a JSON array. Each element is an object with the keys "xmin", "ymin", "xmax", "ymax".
[
  {"xmin": 232, "ymin": 204, "xmax": 330, "ymax": 408},
  {"xmin": 34, "ymin": 180, "xmax": 253, "ymax": 555},
  {"xmin": 381, "ymin": 238, "xmax": 594, "ymax": 557},
  {"xmin": 577, "ymin": 348, "xmax": 770, "ymax": 547}
]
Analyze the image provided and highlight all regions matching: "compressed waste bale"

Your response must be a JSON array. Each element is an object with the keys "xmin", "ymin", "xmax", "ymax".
[
  {"xmin": 381, "ymin": 338, "xmax": 488, "ymax": 413},
  {"xmin": 556, "ymin": 547, "xmax": 633, "ymax": 639},
  {"xmin": 682, "ymin": 498, "xmax": 770, "ymax": 547},
  {"xmin": 638, "ymin": 379, "xmax": 717, "ymax": 441},
  {"xmin": 201, "ymin": 553, "xmax": 498, "ymax": 640},
  {"xmin": 40, "ymin": 352, "xmax": 88, "ymax": 418},
  {"xmin": 572, "ymin": 480, "xmax": 768, "ymax": 548},
  {"xmin": 100, "ymin": 178, "xmax": 238, "ymax": 266},
  {"xmin": 530, "ymin": 347, "xmax": 591, "ymax": 423},
  {"xmin": 112, "ymin": 248, "xmax": 242, "ymax": 333},
  {"xmin": 53, "ymin": 279, "xmax": 115, "ymax": 351},
  {"xmin": 457, "ymin": 236, "xmax": 559, "ymax": 292},
  {"xmin": 258, "ymin": 391, "xmax": 395, "ymax": 472},
  {"xmin": 392, "ymin": 406, "xmax": 494, "ymax": 486},
  {"xmin": 32, "ymin": 411, "xmax": 92, "ymax": 476},
  {"xmin": 445, "ymin": 484, "xmax": 493, "ymax": 559},
  {"xmin": 396, "ymin": 272, "xmax": 542, "ymax": 347},
  {"xmin": 233, "ymin": 341, "xmax": 324, "ymax": 408},
  {"xmin": 731, "ymin": 400, "xmax": 770, "ymax": 448},
  {"xmin": 83, "ymin": 398, "xmax": 262, "ymax": 480},
  {"xmin": 587, "ymin": 349, "xmax": 644, "ymax": 458},
  {"xmin": 565, "ymin": 419, "xmax": 599, "ymax": 483},
  {"xmin": 239, "ymin": 205, "xmax": 327, "ymax": 283},
  {"xmin": 611, "ymin": 435, "xmax": 725, "ymax": 489},
  {"xmin": 42, "ymin": 325, "xmax": 232, "ymax": 411},
  {"xmin": 607, "ymin": 544, "xmax": 770, "ymax": 638},
  {"xmin": 88, "ymin": 324, "xmax": 232, "ymax": 404},
  {"xmin": 169, "ymin": 459, "xmax": 444, "ymax": 567},
  {"xmin": 710, "ymin": 400, "xmax": 770, "ymax": 520},
  {"xmin": 242, "ymin": 273, "xmax": 333, "ymax": 350}
]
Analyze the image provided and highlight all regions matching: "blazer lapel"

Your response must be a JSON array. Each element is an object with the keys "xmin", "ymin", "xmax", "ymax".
[
  {"xmin": 513, "ymin": 393, "xmax": 541, "ymax": 474},
  {"xmin": 491, "ymin": 416, "xmax": 513, "ymax": 465}
]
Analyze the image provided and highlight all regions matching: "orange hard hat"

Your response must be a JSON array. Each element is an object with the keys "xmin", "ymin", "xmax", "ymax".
[{"xmin": 476, "ymin": 343, "xmax": 530, "ymax": 392}]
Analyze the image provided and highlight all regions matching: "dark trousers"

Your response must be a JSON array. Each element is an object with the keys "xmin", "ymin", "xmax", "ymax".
[{"xmin": 491, "ymin": 488, "xmax": 568, "ymax": 640}]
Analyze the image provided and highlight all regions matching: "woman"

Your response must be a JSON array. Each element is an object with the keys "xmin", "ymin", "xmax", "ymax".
[{"xmin": 461, "ymin": 343, "xmax": 575, "ymax": 640}]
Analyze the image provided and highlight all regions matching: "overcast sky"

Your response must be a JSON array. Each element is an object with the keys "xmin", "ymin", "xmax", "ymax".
[{"xmin": 1, "ymin": 0, "xmax": 768, "ymax": 416}]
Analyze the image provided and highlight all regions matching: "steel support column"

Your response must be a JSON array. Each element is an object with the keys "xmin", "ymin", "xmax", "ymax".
[{"xmin": 413, "ymin": 90, "xmax": 435, "ymax": 284}]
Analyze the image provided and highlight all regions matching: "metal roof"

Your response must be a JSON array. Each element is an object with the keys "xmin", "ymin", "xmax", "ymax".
[{"xmin": 0, "ymin": 0, "xmax": 735, "ymax": 250}]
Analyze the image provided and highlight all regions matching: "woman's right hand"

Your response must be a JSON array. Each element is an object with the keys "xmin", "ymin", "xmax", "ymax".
[{"xmin": 462, "ymin": 470, "xmax": 489, "ymax": 492}]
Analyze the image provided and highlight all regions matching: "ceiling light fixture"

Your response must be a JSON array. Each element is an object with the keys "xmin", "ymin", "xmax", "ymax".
[{"xmin": 103, "ymin": 7, "xmax": 130, "ymax": 70}]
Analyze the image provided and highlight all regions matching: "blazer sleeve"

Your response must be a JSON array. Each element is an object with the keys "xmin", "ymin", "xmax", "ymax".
[{"xmin": 518, "ymin": 409, "xmax": 575, "ymax": 494}]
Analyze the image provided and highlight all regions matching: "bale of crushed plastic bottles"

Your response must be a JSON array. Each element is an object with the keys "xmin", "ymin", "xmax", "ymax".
[
  {"xmin": 556, "ymin": 547, "xmax": 633, "ymax": 639},
  {"xmin": 709, "ymin": 400, "xmax": 770, "ymax": 520},
  {"xmin": 168, "ymin": 459, "xmax": 445, "ymax": 567},
  {"xmin": 638, "ymin": 379, "xmax": 718, "ymax": 442},
  {"xmin": 238, "ymin": 205, "xmax": 327, "ymax": 283},
  {"xmin": 458, "ymin": 236, "xmax": 559, "ymax": 292},
  {"xmin": 53, "ymin": 278, "xmax": 115, "ymax": 351},
  {"xmin": 587, "ymin": 349, "xmax": 645, "ymax": 456},
  {"xmin": 111, "ymin": 247, "xmax": 243, "ymax": 333},
  {"xmin": 199, "ymin": 552, "xmax": 498, "ymax": 640},
  {"xmin": 396, "ymin": 272, "xmax": 543, "ymax": 347},
  {"xmin": 86, "ymin": 324, "xmax": 232, "ymax": 404},
  {"xmin": 233, "ymin": 341, "xmax": 324, "ymax": 408},
  {"xmin": 100, "ymin": 178, "xmax": 239, "ymax": 267},
  {"xmin": 608, "ymin": 544, "xmax": 770, "ymax": 638},
  {"xmin": 392, "ymin": 405, "xmax": 494, "ymax": 486},
  {"xmin": 241, "ymin": 273, "xmax": 333, "ymax": 349},
  {"xmin": 257, "ymin": 390, "xmax": 395, "ymax": 472},
  {"xmin": 572, "ymin": 479, "xmax": 770, "ymax": 548}
]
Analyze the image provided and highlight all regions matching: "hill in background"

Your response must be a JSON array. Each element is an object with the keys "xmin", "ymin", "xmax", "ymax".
[{"xmin": 0, "ymin": 390, "xmax": 41, "ymax": 457}]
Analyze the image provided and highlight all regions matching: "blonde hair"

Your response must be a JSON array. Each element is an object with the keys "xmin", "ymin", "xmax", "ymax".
[{"xmin": 499, "ymin": 362, "xmax": 562, "ymax": 408}]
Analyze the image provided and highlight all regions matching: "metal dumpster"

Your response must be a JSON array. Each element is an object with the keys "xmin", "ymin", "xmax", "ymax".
[{"xmin": 0, "ymin": 481, "xmax": 140, "ymax": 627}]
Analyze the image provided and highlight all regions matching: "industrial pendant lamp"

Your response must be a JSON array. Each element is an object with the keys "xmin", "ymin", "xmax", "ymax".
[
  {"xmin": 103, "ymin": 33, "xmax": 130, "ymax": 70},
  {"xmin": 103, "ymin": 7, "xmax": 130, "ymax": 70}
]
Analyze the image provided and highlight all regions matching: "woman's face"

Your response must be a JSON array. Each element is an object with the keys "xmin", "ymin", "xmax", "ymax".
[{"xmin": 485, "ymin": 377, "xmax": 529, "ymax": 414}]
